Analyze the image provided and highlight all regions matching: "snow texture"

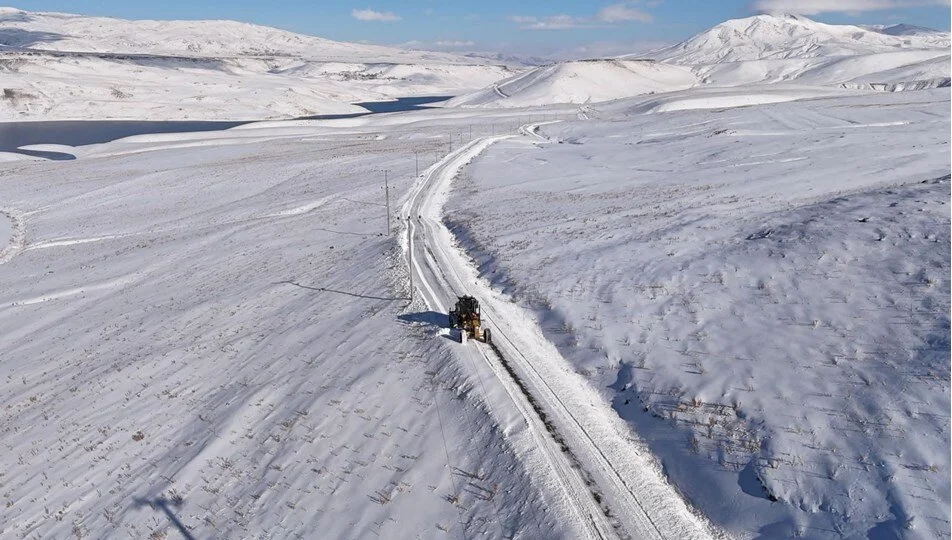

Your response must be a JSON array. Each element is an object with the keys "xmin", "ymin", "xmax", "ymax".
[
  {"xmin": 0, "ymin": 7, "xmax": 949, "ymax": 540},
  {"xmin": 446, "ymin": 88, "xmax": 951, "ymax": 539},
  {"xmin": 0, "ymin": 114, "xmax": 585, "ymax": 539}
]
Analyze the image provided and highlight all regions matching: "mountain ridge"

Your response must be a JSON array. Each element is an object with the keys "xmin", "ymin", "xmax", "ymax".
[
  {"xmin": 649, "ymin": 13, "xmax": 949, "ymax": 65},
  {"xmin": 0, "ymin": 6, "xmax": 488, "ymax": 65}
]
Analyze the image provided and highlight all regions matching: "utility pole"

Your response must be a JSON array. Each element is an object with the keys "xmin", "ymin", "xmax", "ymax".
[
  {"xmin": 415, "ymin": 152, "xmax": 419, "ymax": 177},
  {"xmin": 407, "ymin": 216, "xmax": 414, "ymax": 303},
  {"xmin": 384, "ymin": 170, "xmax": 391, "ymax": 236},
  {"xmin": 468, "ymin": 124, "xmax": 472, "ymax": 140}
]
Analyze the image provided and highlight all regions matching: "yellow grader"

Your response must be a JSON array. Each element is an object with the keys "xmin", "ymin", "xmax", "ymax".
[{"xmin": 449, "ymin": 295, "xmax": 491, "ymax": 344}]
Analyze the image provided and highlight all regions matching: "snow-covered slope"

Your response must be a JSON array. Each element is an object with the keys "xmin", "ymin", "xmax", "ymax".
[
  {"xmin": 0, "ymin": 113, "xmax": 593, "ymax": 539},
  {"xmin": 0, "ymin": 7, "xmax": 514, "ymax": 120},
  {"xmin": 691, "ymin": 49, "xmax": 949, "ymax": 88},
  {"xmin": 447, "ymin": 60, "xmax": 697, "ymax": 108},
  {"xmin": 652, "ymin": 13, "xmax": 949, "ymax": 65},
  {"xmin": 0, "ymin": 53, "xmax": 512, "ymax": 121},
  {"xmin": 448, "ymin": 88, "xmax": 951, "ymax": 539},
  {"xmin": 647, "ymin": 14, "xmax": 950, "ymax": 90}
]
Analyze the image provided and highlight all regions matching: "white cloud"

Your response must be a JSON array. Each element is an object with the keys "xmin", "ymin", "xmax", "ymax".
[
  {"xmin": 596, "ymin": 3, "xmax": 653, "ymax": 22},
  {"xmin": 434, "ymin": 40, "xmax": 476, "ymax": 47},
  {"xmin": 509, "ymin": 14, "xmax": 588, "ymax": 29},
  {"xmin": 351, "ymin": 7, "xmax": 401, "ymax": 22},
  {"xmin": 511, "ymin": 2, "xmax": 655, "ymax": 30},
  {"xmin": 527, "ymin": 14, "xmax": 587, "ymax": 29},
  {"xmin": 752, "ymin": 0, "xmax": 949, "ymax": 15},
  {"xmin": 397, "ymin": 39, "xmax": 478, "ymax": 52}
]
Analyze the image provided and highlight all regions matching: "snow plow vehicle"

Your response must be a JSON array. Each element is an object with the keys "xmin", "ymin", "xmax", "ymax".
[{"xmin": 449, "ymin": 295, "xmax": 491, "ymax": 344}]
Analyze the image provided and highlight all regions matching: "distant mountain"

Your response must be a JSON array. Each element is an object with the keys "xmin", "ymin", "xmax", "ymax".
[
  {"xmin": 0, "ymin": 6, "xmax": 486, "ymax": 64},
  {"xmin": 630, "ymin": 13, "xmax": 950, "ymax": 91},
  {"xmin": 649, "ymin": 13, "xmax": 949, "ymax": 65},
  {"xmin": 0, "ymin": 7, "xmax": 514, "ymax": 121},
  {"xmin": 863, "ymin": 23, "xmax": 947, "ymax": 37}
]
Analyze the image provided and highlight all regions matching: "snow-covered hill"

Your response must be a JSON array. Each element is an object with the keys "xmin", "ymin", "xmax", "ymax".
[
  {"xmin": 652, "ymin": 13, "xmax": 949, "ymax": 65},
  {"xmin": 646, "ymin": 14, "xmax": 950, "ymax": 90},
  {"xmin": 0, "ymin": 7, "xmax": 514, "ymax": 120},
  {"xmin": 449, "ymin": 14, "xmax": 949, "ymax": 110},
  {"xmin": 0, "ymin": 6, "xmax": 478, "ymax": 63},
  {"xmin": 447, "ymin": 59, "xmax": 697, "ymax": 108}
]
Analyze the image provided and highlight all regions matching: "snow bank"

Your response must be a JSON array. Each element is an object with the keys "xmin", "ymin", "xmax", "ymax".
[{"xmin": 614, "ymin": 85, "xmax": 846, "ymax": 114}]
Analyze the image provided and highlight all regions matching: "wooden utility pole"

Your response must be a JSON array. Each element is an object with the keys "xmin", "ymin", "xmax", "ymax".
[
  {"xmin": 384, "ymin": 170, "xmax": 391, "ymax": 235},
  {"xmin": 407, "ymin": 217, "xmax": 413, "ymax": 302}
]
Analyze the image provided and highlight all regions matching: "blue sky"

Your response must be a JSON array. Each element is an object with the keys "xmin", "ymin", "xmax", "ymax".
[{"xmin": 8, "ymin": 1, "xmax": 951, "ymax": 57}]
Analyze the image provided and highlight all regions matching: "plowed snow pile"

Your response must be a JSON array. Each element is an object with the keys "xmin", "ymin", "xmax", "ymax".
[{"xmin": 447, "ymin": 88, "xmax": 951, "ymax": 538}]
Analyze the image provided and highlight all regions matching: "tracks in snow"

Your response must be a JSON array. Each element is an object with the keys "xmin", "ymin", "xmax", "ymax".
[
  {"xmin": 402, "ymin": 131, "xmax": 718, "ymax": 540},
  {"xmin": 0, "ymin": 209, "xmax": 25, "ymax": 265}
]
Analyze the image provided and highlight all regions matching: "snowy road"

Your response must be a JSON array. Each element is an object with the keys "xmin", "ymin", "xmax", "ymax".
[{"xmin": 403, "ymin": 132, "xmax": 718, "ymax": 540}]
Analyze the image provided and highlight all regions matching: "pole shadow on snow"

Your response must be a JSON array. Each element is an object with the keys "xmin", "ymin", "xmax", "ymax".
[
  {"xmin": 133, "ymin": 496, "xmax": 196, "ymax": 540},
  {"xmin": 398, "ymin": 310, "xmax": 449, "ymax": 329},
  {"xmin": 277, "ymin": 280, "xmax": 403, "ymax": 302}
]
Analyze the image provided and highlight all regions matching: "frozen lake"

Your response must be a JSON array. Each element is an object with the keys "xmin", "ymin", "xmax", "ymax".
[{"xmin": 0, "ymin": 96, "xmax": 452, "ymax": 159}]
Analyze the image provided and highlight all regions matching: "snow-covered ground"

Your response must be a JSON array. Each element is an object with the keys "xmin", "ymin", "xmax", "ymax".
[
  {"xmin": 446, "ymin": 88, "xmax": 951, "ymax": 538},
  {"xmin": 0, "ymin": 7, "xmax": 515, "ymax": 121},
  {"xmin": 1, "ymin": 5, "xmax": 949, "ymax": 538},
  {"xmin": 0, "ymin": 114, "xmax": 603, "ymax": 538}
]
